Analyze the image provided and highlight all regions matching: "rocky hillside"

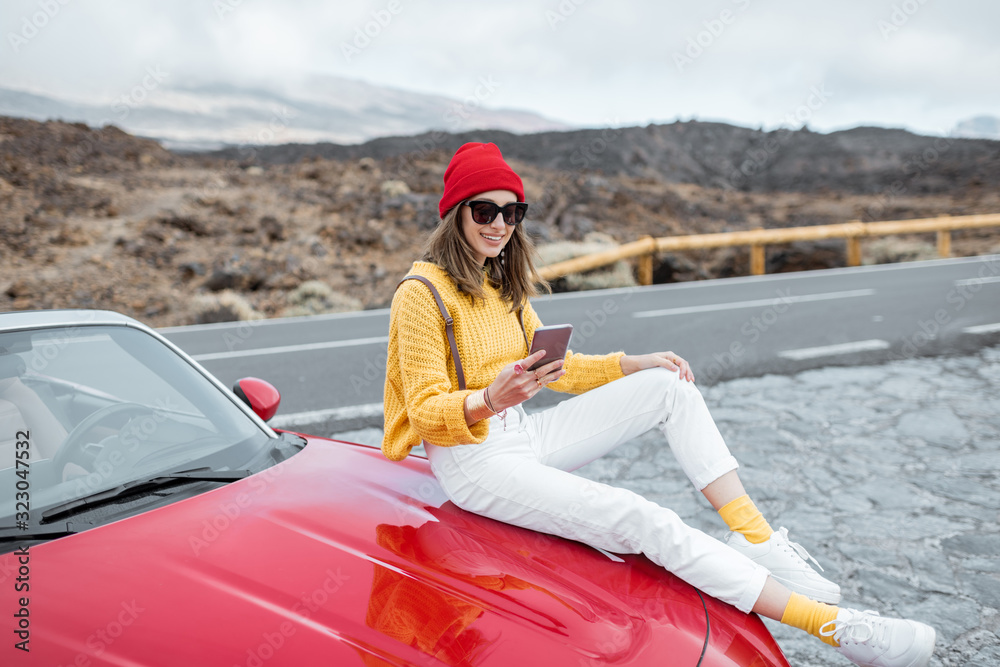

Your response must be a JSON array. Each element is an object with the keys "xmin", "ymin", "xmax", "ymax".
[
  {"xmin": 205, "ymin": 122, "xmax": 1000, "ymax": 197},
  {"xmin": 2, "ymin": 115, "xmax": 999, "ymax": 328}
]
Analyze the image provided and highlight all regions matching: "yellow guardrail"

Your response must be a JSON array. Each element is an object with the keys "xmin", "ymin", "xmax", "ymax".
[{"xmin": 537, "ymin": 213, "xmax": 1000, "ymax": 285}]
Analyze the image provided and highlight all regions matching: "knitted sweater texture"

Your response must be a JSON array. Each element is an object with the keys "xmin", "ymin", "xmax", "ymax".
[{"xmin": 381, "ymin": 261, "xmax": 625, "ymax": 461}]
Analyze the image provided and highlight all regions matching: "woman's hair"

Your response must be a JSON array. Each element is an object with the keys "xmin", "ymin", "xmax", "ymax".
[{"xmin": 423, "ymin": 204, "xmax": 549, "ymax": 311}]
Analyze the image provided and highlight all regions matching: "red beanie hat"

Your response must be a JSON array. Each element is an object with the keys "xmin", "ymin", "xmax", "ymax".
[{"xmin": 438, "ymin": 142, "xmax": 524, "ymax": 219}]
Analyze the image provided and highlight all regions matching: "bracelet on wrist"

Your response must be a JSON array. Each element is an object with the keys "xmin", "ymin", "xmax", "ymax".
[
  {"xmin": 483, "ymin": 386, "xmax": 499, "ymax": 413},
  {"xmin": 465, "ymin": 388, "xmax": 495, "ymax": 423},
  {"xmin": 483, "ymin": 386, "xmax": 508, "ymax": 430}
]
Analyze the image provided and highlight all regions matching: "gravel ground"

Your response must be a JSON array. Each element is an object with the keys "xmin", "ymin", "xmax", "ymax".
[{"xmin": 333, "ymin": 346, "xmax": 1000, "ymax": 667}]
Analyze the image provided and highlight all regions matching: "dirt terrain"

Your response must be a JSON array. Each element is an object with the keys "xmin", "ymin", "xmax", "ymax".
[{"xmin": 1, "ymin": 115, "xmax": 998, "ymax": 328}]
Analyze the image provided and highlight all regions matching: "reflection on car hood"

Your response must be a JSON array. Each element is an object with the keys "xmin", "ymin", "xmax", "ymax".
[{"xmin": 1, "ymin": 438, "xmax": 788, "ymax": 666}]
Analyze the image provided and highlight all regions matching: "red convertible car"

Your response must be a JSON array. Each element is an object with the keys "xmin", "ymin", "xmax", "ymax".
[{"xmin": 0, "ymin": 310, "xmax": 790, "ymax": 666}]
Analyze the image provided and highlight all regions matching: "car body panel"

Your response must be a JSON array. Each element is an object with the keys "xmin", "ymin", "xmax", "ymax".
[{"xmin": 2, "ymin": 436, "xmax": 788, "ymax": 666}]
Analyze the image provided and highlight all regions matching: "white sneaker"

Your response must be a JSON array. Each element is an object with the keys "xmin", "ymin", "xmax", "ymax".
[
  {"xmin": 821, "ymin": 609, "xmax": 935, "ymax": 667},
  {"xmin": 726, "ymin": 526, "xmax": 842, "ymax": 604}
]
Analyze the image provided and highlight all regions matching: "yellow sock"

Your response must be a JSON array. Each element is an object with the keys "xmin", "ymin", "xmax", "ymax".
[
  {"xmin": 781, "ymin": 593, "xmax": 841, "ymax": 646},
  {"xmin": 718, "ymin": 494, "xmax": 773, "ymax": 544}
]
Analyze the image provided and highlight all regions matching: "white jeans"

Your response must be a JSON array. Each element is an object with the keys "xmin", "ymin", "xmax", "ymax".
[{"xmin": 424, "ymin": 367, "xmax": 770, "ymax": 613}]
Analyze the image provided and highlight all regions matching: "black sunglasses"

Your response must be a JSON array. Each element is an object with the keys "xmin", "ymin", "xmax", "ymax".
[{"xmin": 463, "ymin": 200, "xmax": 528, "ymax": 225}]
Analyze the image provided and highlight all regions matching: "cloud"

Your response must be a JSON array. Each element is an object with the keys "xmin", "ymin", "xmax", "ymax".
[{"xmin": 1, "ymin": 0, "xmax": 997, "ymax": 135}]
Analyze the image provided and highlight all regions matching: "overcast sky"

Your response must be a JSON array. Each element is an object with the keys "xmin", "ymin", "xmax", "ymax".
[{"xmin": 2, "ymin": 0, "xmax": 998, "ymax": 136}]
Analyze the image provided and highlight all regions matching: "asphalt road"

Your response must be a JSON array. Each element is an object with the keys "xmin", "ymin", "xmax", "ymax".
[{"xmin": 160, "ymin": 255, "xmax": 1000, "ymax": 432}]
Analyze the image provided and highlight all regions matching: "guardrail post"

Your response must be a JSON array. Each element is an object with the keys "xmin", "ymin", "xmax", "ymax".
[
  {"xmin": 937, "ymin": 230, "xmax": 951, "ymax": 258},
  {"xmin": 638, "ymin": 254, "xmax": 653, "ymax": 286},
  {"xmin": 846, "ymin": 236, "xmax": 862, "ymax": 266},
  {"xmin": 750, "ymin": 243, "xmax": 766, "ymax": 275},
  {"xmin": 637, "ymin": 236, "xmax": 654, "ymax": 285}
]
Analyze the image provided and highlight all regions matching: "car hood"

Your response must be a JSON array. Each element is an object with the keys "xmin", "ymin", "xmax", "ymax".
[{"xmin": 2, "ymin": 437, "xmax": 788, "ymax": 666}]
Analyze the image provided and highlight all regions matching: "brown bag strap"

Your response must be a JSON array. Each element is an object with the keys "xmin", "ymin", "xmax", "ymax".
[
  {"xmin": 517, "ymin": 308, "xmax": 529, "ymax": 351},
  {"xmin": 398, "ymin": 275, "xmax": 466, "ymax": 390},
  {"xmin": 397, "ymin": 274, "xmax": 531, "ymax": 392}
]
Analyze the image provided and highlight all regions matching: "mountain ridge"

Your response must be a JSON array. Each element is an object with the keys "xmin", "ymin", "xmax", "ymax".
[
  {"xmin": 199, "ymin": 120, "xmax": 1000, "ymax": 199},
  {"xmin": 0, "ymin": 77, "xmax": 571, "ymax": 151}
]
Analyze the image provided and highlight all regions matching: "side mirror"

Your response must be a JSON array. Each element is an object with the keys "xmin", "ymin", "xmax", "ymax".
[{"xmin": 233, "ymin": 378, "xmax": 281, "ymax": 422}]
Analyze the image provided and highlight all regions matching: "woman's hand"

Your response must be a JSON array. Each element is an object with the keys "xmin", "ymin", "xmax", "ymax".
[
  {"xmin": 487, "ymin": 349, "xmax": 566, "ymax": 412},
  {"xmin": 620, "ymin": 351, "xmax": 695, "ymax": 382}
]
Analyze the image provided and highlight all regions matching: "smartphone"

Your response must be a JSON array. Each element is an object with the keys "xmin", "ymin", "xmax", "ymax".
[{"xmin": 527, "ymin": 324, "xmax": 573, "ymax": 371}]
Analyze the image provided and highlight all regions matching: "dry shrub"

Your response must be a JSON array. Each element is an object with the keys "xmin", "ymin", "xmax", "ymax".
[
  {"xmin": 861, "ymin": 237, "xmax": 938, "ymax": 265},
  {"xmin": 189, "ymin": 290, "xmax": 262, "ymax": 324},
  {"xmin": 380, "ymin": 179, "xmax": 411, "ymax": 197},
  {"xmin": 536, "ymin": 232, "xmax": 637, "ymax": 291},
  {"xmin": 281, "ymin": 280, "xmax": 363, "ymax": 317}
]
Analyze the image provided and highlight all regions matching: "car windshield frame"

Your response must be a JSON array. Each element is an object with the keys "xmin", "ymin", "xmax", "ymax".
[{"xmin": 0, "ymin": 318, "xmax": 279, "ymax": 529}]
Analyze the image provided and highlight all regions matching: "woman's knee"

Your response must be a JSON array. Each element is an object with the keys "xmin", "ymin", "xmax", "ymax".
[
  {"xmin": 635, "ymin": 367, "xmax": 715, "ymax": 428},
  {"xmin": 630, "ymin": 366, "xmax": 677, "ymax": 393},
  {"xmin": 635, "ymin": 366, "xmax": 704, "ymax": 400}
]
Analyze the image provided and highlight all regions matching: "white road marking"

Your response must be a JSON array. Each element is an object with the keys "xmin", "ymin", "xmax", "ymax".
[
  {"xmin": 963, "ymin": 322, "xmax": 1000, "ymax": 335},
  {"xmin": 158, "ymin": 308, "xmax": 389, "ymax": 333},
  {"xmin": 191, "ymin": 336, "xmax": 389, "ymax": 361},
  {"xmin": 954, "ymin": 276, "xmax": 1000, "ymax": 287},
  {"xmin": 270, "ymin": 402, "xmax": 385, "ymax": 430},
  {"xmin": 778, "ymin": 339, "xmax": 891, "ymax": 361},
  {"xmin": 632, "ymin": 289, "xmax": 875, "ymax": 318}
]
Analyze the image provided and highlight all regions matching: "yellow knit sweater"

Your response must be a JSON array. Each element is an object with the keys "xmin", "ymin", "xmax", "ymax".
[{"xmin": 381, "ymin": 261, "xmax": 626, "ymax": 461}]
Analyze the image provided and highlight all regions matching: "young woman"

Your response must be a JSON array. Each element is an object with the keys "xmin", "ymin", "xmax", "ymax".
[{"xmin": 381, "ymin": 142, "xmax": 935, "ymax": 667}]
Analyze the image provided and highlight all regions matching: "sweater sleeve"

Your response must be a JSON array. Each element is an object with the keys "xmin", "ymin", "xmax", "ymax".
[
  {"xmin": 522, "ymin": 302, "xmax": 625, "ymax": 395},
  {"xmin": 392, "ymin": 280, "xmax": 491, "ymax": 448}
]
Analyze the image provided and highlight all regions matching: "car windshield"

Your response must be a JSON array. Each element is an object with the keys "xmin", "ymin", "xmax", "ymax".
[{"xmin": 0, "ymin": 323, "xmax": 273, "ymax": 524}]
